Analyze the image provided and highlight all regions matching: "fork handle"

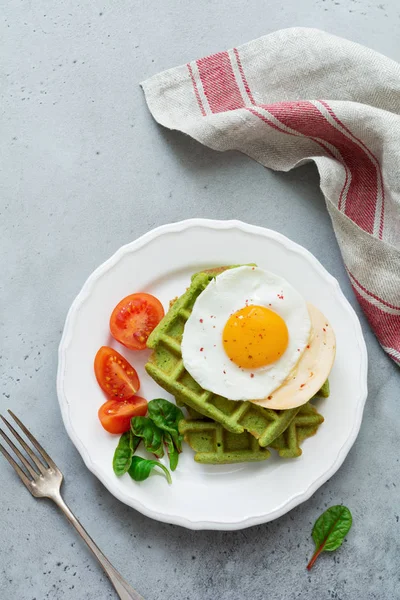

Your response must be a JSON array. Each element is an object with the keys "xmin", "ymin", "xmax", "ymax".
[{"xmin": 51, "ymin": 493, "xmax": 144, "ymax": 600}]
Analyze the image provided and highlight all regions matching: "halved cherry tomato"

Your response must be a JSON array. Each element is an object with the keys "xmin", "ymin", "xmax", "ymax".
[
  {"xmin": 98, "ymin": 397, "xmax": 148, "ymax": 434},
  {"xmin": 94, "ymin": 346, "xmax": 140, "ymax": 400},
  {"xmin": 109, "ymin": 293, "xmax": 165, "ymax": 350}
]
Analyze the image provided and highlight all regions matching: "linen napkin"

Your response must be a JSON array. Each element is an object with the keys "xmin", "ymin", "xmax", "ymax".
[{"xmin": 141, "ymin": 28, "xmax": 400, "ymax": 365}]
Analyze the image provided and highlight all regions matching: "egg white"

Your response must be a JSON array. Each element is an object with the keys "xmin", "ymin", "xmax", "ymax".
[{"xmin": 181, "ymin": 266, "xmax": 311, "ymax": 401}]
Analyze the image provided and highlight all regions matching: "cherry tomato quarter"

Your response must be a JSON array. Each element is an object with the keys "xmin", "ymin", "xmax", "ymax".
[
  {"xmin": 98, "ymin": 397, "xmax": 148, "ymax": 434},
  {"xmin": 94, "ymin": 346, "xmax": 140, "ymax": 400}
]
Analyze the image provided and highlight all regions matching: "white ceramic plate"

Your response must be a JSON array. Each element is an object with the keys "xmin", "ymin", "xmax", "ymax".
[{"xmin": 57, "ymin": 219, "xmax": 368, "ymax": 530}]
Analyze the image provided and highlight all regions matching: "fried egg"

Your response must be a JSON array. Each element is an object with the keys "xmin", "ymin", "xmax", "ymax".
[{"xmin": 181, "ymin": 266, "xmax": 312, "ymax": 401}]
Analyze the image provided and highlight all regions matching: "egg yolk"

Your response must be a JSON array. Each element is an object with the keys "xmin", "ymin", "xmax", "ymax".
[{"xmin": 222, "ymin": 305, "xmax": 289, "ymax": 369}]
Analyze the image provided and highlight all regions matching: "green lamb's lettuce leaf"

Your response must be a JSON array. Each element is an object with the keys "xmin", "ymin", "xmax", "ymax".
[
  {"xmin": 147, "ymin": 399, "xmax": 184, "ymax": 451},
  {"xmin": 131, "ymin": 416, "xmax": 165, "ymax": 458},
  {"xmin": 164, "ymin": 432, "xmax": 179, "ymax": 471},
  {"xmin": 112, "ymin": 431, "xmax": 140, "ymax": 476},
  {"xmin": 113, "ymin": 431, "xmax": 140, "ymax": 477},
  {"xmin": 128, "ymin": 456, "xmax": 171, "ymax": 484}
]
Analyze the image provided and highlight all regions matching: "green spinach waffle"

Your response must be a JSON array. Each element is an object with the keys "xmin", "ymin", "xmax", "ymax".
[
  {"xmin": 178, "ymin": 418, "xmax": 271, "ymax": 464},
  {"xmin": 317, "ymin": 379, "xmax": 330, "ymax": 398},
  {"xmin": 268, "ymin": 402, "xmax": 324, "ymax": 457},
  {"xmin": 179, "ymin": 401, "xmax": 324, "ymax": 463},
  {"xmin": 146, "ymin": 268, "xmax": 301, "ymax": 447}
]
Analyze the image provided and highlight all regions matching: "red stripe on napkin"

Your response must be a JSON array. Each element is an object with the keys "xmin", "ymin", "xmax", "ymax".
[
  {"xmin": 187, "ymin": 63, "xmax": 206, "ymax": 116},
  {"xmin": 264, "ymin": 101, "xmax": 379, "ymax": 234},
  {"xmin": 319, "ymin": 100, "xmax": 385, "ymax": 238},
  {"xmin": 196, "ymin": 52, "xmax": 245, "ymax": 113},
  {"xmin": 233, "ymin": 48, "xmax": 256, "ymax": 105},
  {"xmin": 352, "ymin": 286, "xmax": 400, "ymax": 358}
]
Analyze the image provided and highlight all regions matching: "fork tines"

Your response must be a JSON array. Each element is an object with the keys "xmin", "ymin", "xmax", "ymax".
[{"xmin": 0, "ymin": 410, "xmax": 57, "ymax": 490}]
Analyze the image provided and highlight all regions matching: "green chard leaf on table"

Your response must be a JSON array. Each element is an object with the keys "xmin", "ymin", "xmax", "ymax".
[
  {"xmin": 307, "ymin": 505, "xmax": 353, "ymax": 570},
  {"xmin": 131, "ymin": 416, "xmax": 165, "ymax": 458},
  {"xmin": 148, "ymin": 399, "xmax": 184, "ymax": 451},
  {"xmin": 128, "ymin": 456, "xmax": 172, "ymax": 485},
  {"xmin": 112, "ymin": 431, "xmax": 140, "ymax": 476}
]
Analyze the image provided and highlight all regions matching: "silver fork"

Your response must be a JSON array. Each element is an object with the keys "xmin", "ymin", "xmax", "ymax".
[{"xmin": 0, "ymin": 410, "xmax": 144, "ymax": 600}]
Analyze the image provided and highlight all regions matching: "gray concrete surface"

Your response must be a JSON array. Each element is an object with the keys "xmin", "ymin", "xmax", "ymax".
[{"xmin": 1, "ymin": 2, "xmax": 400, "ymax": 599}]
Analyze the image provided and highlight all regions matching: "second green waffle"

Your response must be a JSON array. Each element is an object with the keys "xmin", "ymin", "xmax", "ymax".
[{"xmin": 179, "ymin": 402, "xmax": 324, "ymax": 463}]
